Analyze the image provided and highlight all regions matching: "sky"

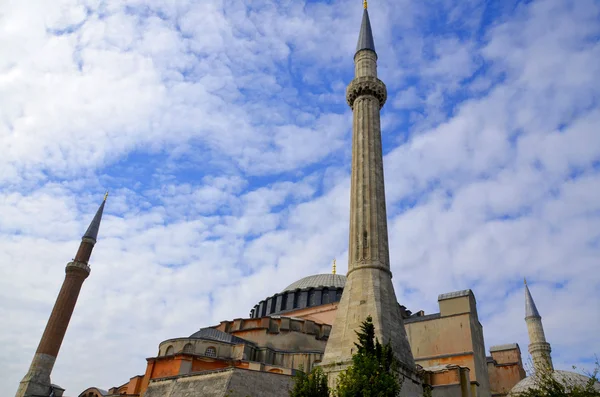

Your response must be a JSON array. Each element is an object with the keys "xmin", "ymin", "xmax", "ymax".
[{"xmin": 1, "ymin": 0, "xmax": 599, "ymax": 394}]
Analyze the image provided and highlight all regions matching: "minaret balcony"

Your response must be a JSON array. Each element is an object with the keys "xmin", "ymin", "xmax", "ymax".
[
  {"xmin": 66, "ymin": 261, "xmax": 91, "ymax": 275},
  {"xmin": 346, "ymin": 76, "xmax": 387, "ymax": 109}
]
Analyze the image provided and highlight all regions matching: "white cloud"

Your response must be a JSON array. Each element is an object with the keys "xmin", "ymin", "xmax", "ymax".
[{"xmin": 1, "ymin": 0, "xmax": 600, "ymax": 394}]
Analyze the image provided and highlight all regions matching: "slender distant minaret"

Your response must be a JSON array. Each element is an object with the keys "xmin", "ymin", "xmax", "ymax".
[
  {"xmin": 320, "ymin": 2, "xmax": 420, "ymax": 393},
  {"xmin": 524, "ymin": 279, "xmax": 553, "ymax": 373},
  {"xmin": 16, "ymin": 195, "xmax": 108, "ymax": 397}
]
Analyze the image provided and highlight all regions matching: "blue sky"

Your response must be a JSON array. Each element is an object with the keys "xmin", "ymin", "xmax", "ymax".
[{"xmin": 1, "ymin": 0, "xmax": 600, "ymax": 393}]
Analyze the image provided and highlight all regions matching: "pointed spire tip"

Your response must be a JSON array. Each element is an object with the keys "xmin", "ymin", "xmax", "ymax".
[
  {"xmin": 363, "ymin": 0, "xmax": 368, "ymax": 9},
  {"xmin": 104, "ymin": 191, "xmax": 109, "ymax": 201},
  {"xmin": 83, "ymin": 197, "xmax": 107, "ymax": 242},
  {"xmin": 356, "ymin": 5, "xmax": 376, "ymax": 54},
  {"xmin": 525, "ymin": 281, "xmax": 541, "ymax": 318}
]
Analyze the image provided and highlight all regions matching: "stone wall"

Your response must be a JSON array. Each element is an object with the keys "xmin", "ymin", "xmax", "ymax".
[
  {"xmin": 404, "ymin": 290, "xmax": 491, "ymax": 397},
  {"xmin": 144, "ymin": 368, "xmax": 293, "ymax": 397},
  {"xmin": 487, "ymin": 344, "xmax": 526, "ymax": 397}
]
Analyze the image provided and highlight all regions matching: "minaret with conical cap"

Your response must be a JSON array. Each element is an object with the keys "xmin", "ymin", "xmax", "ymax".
[
  {"xmin": 16, "ymin": 195, "xmax": 108, "ymax": 397},
  {"xmin": 524, "ymin": 279, "xmax": 554, "ymax": 373},
  {"xmin": 320, "ymin": 3, "xmax": 421, "ymax": 393}
]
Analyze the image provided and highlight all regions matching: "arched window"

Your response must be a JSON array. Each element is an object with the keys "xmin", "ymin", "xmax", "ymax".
[
  {"xmin": 205, "ymin": 346, "xmax": 217, "ymax": 357},
  {"xmin": 165, "ymin": 345, "xmax": 174, "ymax": 355},
  {"xmin": 183, "ymin": 343, "xmax": 194, "ymax": 354}
]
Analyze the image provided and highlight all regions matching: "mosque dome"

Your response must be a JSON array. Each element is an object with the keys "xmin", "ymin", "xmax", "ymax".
[
  {"xmin": 250, "ymin": 273, "xmax": 346, "ymax": 319},
  {"xmin": 509, "ymin": 370, "xmax": 600, "ymax": 395},
  {"xmin": 282, "ymin": 274, "xmax": 346, "ymax": 292}
]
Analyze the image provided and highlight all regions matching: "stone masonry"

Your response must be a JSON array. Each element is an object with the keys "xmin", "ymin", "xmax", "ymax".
[
  {"xmin": 144, "ymin": 368, "xmax": 294, "ymax": 397},
  {"xmin": 319, "ymin": 8, "xmax": 422, "ymax": 396}
]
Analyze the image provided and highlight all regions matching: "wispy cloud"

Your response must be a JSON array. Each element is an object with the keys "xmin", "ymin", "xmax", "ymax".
[{"xmin": 1, "ymin": 0, "xmax": 599, "ymax": 393}]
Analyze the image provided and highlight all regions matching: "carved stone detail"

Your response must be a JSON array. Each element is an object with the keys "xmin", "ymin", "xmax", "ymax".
[
  {"xmin": 346, "ymin": 76, "xmax": 387, "ymax": 109},
  {"xmin": 66, "ymin": 260, "xmax": 91, "ymax": 275}
]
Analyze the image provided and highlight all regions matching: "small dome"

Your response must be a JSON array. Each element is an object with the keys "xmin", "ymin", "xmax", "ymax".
[
  {"xmin": 283, "ymin": 274, "xmax": 346, "ymax": 292},
  {"xmin": 189, "ymin": 327, "xmax": 248, "ymax": 345},
  {"xmin": 510, "ymin": 370, "xmax": 600, "ymax": 395}
]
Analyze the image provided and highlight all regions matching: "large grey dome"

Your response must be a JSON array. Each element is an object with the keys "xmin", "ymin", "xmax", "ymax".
[
  {"xmin": 510, "ymin": 370, "xmax": 600, "ymax": 395},
  {"xmin": 283, "ymin": 274, "xmax": 346, "ymax": 292},
  {"xmin": 250, "ymin": 273, "xmax": 346, "ymax": 318}
]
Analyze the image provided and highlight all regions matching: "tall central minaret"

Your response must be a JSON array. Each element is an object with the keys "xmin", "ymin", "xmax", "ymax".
[
  {"xmin": 320, "ymin": 2, "xmax": 420, "ymax": 393},
  {"xmin": 524, "ymin": 280, "xmax": 554, "ymax": 373},
  {"xmin": 16, "ymin": 195, "xmax": 107, "ymax": 397}
]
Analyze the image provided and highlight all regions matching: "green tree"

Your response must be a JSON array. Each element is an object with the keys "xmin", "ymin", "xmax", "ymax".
[
  {"xmin": 334, "ymin": 315, "xmax": 403, "ymax": 397},
  {"xmin": 290, "ymin": 365, "xmax": 330, "ymax": 397},
  {"xmin": 514, "ymin": 360, "xmax": 600, "ymax": 397}
]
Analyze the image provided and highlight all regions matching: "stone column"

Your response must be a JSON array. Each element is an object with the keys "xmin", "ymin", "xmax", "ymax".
[{"xmin": 320, "ymin": 44, "xmax": 421, "ymax": 397}]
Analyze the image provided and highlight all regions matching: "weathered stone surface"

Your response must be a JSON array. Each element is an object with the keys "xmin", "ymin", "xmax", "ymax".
[
  {"xmin": 144, "ymin": 368, "xmax": 293, "ymax": 397},
  {"xmin": 526, "ymin": 317, "xmax": 553, "ymax": 372},
  {"xmin": 15, "ymin": 353, "xmax": 55, "ymax": 397},
  {"xmin": 320, "ymin": 17, "xmax": 422, "ymax": 395}
]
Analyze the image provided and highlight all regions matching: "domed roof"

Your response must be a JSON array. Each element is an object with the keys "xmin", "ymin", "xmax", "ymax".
[
  {"xmin": 189, "ymin": 327, "xmax": 249, "ymax": 345},
  {"xmin": 283, "ymin": 274, "xmax": 346, "ymax": 292},
  {"xmin": 510, "ymin": 370, "xmax": 600, "ymax": 395}
]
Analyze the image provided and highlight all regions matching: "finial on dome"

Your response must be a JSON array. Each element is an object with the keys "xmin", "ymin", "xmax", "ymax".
[{"xmin": 332, "ymin": 259, "xmax": 337, "ymax": 275}]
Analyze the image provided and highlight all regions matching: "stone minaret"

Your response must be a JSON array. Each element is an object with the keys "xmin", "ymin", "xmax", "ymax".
[
  {"xmin": 524, "ymin": 279, "xmax": 553, "ymax": 373},
  {"xmin": 16, "ymin": 196, "xmax": 107, "ymax": 397},
  {"xmin": 320, "ymin": 3, "xmax": 420, "ymax": 393}
]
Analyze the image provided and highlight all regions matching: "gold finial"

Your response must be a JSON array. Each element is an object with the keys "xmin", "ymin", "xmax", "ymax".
[
  {"xmin": 363, "ymin": 0, "xmax": 368, "ymax": 9},
  {"xmin": 524, "ymin": 277, "xmax": 527, "ymax": 285},
  {"xmin": 332, "ymin": 259, "xmax": 337, "ymax": 275},
  {"xmin": 104, "ymin": 191, "xmax": 109, "ymax": 201}
]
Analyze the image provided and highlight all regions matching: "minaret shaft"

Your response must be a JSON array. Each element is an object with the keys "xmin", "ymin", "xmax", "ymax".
[
  {"xmin": 349, "ymin": 93, "xmax": 390, "ymax": 272},
  {"xmin": 16, "ymin": 199, "xmax": 105, "ymax": 397},
  {"xmin": 320, "ymin": 11, "xmax": 420, "ymax": 395},
  {"xmin": 36, "ymin": 262, "xmax": 90, "ymax": 358}
]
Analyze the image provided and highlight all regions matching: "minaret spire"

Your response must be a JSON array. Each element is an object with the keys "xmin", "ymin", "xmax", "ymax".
[
  {"xmin": 524, "ymin": 281, "xmax": 553, "ymax": 373},
  {"xmin": 320, "ymin": 5, "xmax": 421, "ymax": 394},
  {"xmin": 16, "ymin": 196, "xmax": 107, "ymax": 397},
  {"xmin": 83, "ymin": 192, "xmax": 107, "ymax": 242},
  {"xmin": 356, "ymin": 6, "xmax": 376, "ymax": 55}
]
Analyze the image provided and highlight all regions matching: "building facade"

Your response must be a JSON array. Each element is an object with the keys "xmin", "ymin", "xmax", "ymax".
[{"xmin": 83, "ymin": 274, "xmax": 526, "ymax": 397}]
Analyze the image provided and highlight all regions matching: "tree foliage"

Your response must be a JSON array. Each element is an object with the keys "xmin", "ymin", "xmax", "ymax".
[
  {"xmin": 514, "ymin": 361, "xmax": 600, "ymax": 397},
  {"xmin": 333, "ymin": 315, "xmax": 403, "ymax": 397},
  {"xmin": 290, "ymin": 366, "xmax": 330, "ymax": 397}
]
